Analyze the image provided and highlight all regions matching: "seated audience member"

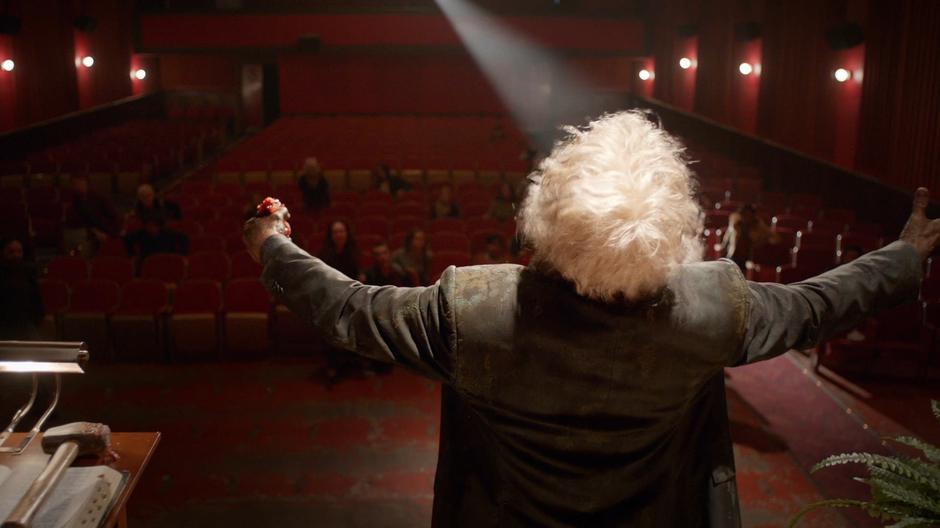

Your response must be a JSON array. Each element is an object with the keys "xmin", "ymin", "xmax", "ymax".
[
  {"xmin": 318, "ymin": 220, "xmax": 363, "ymax": 281},
  {"xmin": 133, "ymin": 184, "xmax": 181, "ymax": 225},
  {"xmin": 431, "ymin": 184, "xmax": 460, "ymax": 219},
  {"xmin": 65, "ymin": 174, "xmax": 121, "ymax": 251},
  {"xmin": 473, "ymin": 235, "xmax": 508, "ymax": 265},
  {"xmin": 372, "ymin": 164, "xmax": 410, "ymax": 197},
  {"xmin": 0, "ymin": 236, "xmax": 43, "ymax": 339},
  {"xmin": 364, "ymin": 242, "xmax": 405, "ymax": 286},
  {"xmin": 124, "ymin": 218, "xmax": 189, "ymax": 258},
  {"xmin": 721, "ymin": 204, "xmax": 780, "ymax": 272},
  {"xmin": 486, "ymin": 181, "xmax": 517, "ymax": 222},
  {"xmin": 298, "ymin": 157, "xmax": 330, "ymax": 211},
  {"xmin": 391, "ymin": 229, "xmax": 432, "ymax": 286}
]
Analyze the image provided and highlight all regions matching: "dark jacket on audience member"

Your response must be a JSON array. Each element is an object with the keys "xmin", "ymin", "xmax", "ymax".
[
  {"xmin": 0, "ymin": 260, "xmax": 44, "ymax": 339},
  {"xmin": 66, "ymin": 191, "xmax": 120, "ymax": 236},
  {"xmin": 317, "ymin": 246, "xmax": 359, "ymax": 280},
  {"xmin": 134, "ymin": 198, "xmax": 181, "ymax": 225},
  {"xmin": 258, "ymin": 236, "xmax": 922, "ymax": 528},
  {"xmin": 124, "ymin": 225, "xmax": 189, "ymax": 258},
  {"xmin": 299, "ymin": 176, "xmax": 330, "ymax": 210},
  {"xmin": 364, "ymin": 265, "xmax": 405, "ymax": 286}
]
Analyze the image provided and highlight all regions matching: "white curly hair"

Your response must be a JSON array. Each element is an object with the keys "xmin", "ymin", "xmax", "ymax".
[{"xmin": 518, "ymin": 111, "xmax": 703, "ymax": 302}]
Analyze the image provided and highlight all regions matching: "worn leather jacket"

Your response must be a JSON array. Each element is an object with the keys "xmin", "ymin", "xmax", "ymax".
[{"xmin": 260, "ymin": 235, "xmax": 922, "ymax": 527}]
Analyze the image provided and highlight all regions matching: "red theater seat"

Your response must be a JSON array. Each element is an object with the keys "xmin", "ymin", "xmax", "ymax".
[
  {"xmin": 429, "ymin": 218, "xmax": 465, "ymax": 234},
  {"xmin": 38, "ymin": 279, "xmax": 69, "ymax": 339},
  {"xmin": 189, "ymin": 235, "xmax": 226, "ymax": 254},
  {"xmin": 90, "ymin": 256, "xmax": 135, "ymax": 285},
  {"xmin": 62, "ymin": 279, "xmax": 121, "ymax": 359},
  {"xmin": 112, "ymin": 279, "xmax": 170, "ymax": 361},
  {"xmin": 791, "ymin": 246, "xmax": 836, "ymax": 275},
  {"xmin": 429, "ymin": 251, "xmax": 471, "ymax": 282},
  {"xmin": 46, "ymin": 256, "xmax": 89, "ymax": 285},
  {"xmin": 170, "ymin": 280, "xmax": 222, "ymax": 360},
  {"xmin": 355, "ymin": 216, "xmax": 390, "ymax": 237},
  {"xmin": 231, "ymin": 250, "xmax": 263, "ymax": 279},
  {"xmin": 431, "ymin": 232, "xmax": 470, "ymax": 253},
  {"xmin": 224, "ymin": 279, "xmax": 272, "ymax": 358},
  {"xmin": 188, "ymin": 251, "xmax": 232, "ymax": 282},
  {"xmin": 141, "ymin": 253, "xmax": 187, "ymax": 284}
]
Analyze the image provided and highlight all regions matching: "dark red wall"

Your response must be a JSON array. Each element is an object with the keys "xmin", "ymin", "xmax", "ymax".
[
  {"xmin": 0, "ymin": 0, "xmax": 143, "ymax": 133},
  {"xmin": 139, "ymin": 13, "xmax": 644, "ymax": 53}
]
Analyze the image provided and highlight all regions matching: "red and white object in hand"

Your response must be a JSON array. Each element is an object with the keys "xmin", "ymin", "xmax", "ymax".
[{"xmin": 255, "ymin": 197, "xmax": 292, "ymax": 238}]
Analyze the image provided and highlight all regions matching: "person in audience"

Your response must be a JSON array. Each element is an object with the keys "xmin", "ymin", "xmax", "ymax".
[
  {"xmin": 0, "ymin": 236, "xmax": 43, "ymax": 339},
  {"xmin": 65, "ymin": 174, "xmax": 121, "ymax": 250},
  {"xmin": 485, "ymin": 181, "xmax": 517, "ymax": 222},
  {"xmin": 391, "ymin": 229, "xmax": 432, "ymax": 286},
  {"xmin": 431, "ymin": 184, "xmax": 460, "ymax": 219},
  {"xmin": 124, "ymin": 218, "xmax": 189, "ymax": 258},
  {"xmin": 372, "ymin": 164, "xmax": 410, "ymax": 197},
  {"xmin": 364, "ymin": 242, "xmax": 405, "ymax": 286},
  {"xmin": 298, "ymin": 157, "xmax": 330, "ymax": 211},
  {"xmin": 133, "ymin": 184, "xmax": 181, "ymax": 225},
  {"xmin": 721, "ymin": 203, "xmax": 780, "ymax": 272},
  {"xmin": 317, "ymin": 220, "xmax": 362, "ymax": 281},
  {"xmin": 473, "ymin": 235, "xmax": 508, "ymax": 265}
]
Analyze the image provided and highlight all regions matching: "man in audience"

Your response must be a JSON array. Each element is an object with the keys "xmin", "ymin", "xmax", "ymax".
[
  {"xmin": 373, "ymin": 164, "xmax": 410, "ymax": 197},
  {"xmin": 124, "ymin": 218, "xmax": 189, "ymax": 259},
  {"xmin": 133, "ymin": 183, "xmax": 181, "ymax": 225},
  {"xmin": 431, "ymin": 184, "xmax": 460, "ymax": 219},
  {"xmin": 244, "ymin": 111, "xmax": 935, "ymax": 526},
  {"xmin": 364, "ymin": 242, "xmax": 405, "ymax": 286},
  {"xmin": 298, "ymin": 157, "xmax": 330, "ymax": 211},
  {"xmin": 472, "ymin": 234, "xmax": 508, "ymax": 265},
  {"xmin": 391, "ymin": 229, "xmax": 432, "ymax": 286},
  {"xmin": 65, "ymin": 174, "xmax": 120, "ymax": 253},
  {"xmin": 0, "ymin": 236, "xmax": 43, "ymax": 340}
]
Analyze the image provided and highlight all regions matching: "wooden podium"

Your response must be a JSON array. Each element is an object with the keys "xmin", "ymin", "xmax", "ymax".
[{"xmin": 0, "ymin": 432, "xmax": 160, "ymax": 528}]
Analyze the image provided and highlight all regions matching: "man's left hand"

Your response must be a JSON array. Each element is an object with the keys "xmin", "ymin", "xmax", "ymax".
[{"xmin": 243, "ymin": 203, "xmax": 291, "ymax": 263}]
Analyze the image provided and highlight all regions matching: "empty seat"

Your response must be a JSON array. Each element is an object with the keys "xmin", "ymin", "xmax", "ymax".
[
  {"xmin": 189, "ymin": 235, "xmax": 226, "ymax": 254},
  {"xmin": 38, "ymin": 279, "xmax": 69, "ymax": 339},
  {"xmin": 429, "ymin": 251, "xmax": 471, "ymax": 282},
  {"xmin": 170, "ymin": 280, "xmax": 222, "ymax": 360},
  {"xmin": 431, "ymin": 233, "xmax": 470, "ymax": 253},
  {"xmin": 230, "ymin": 251, "xmax": 262, "ymax": 279},
  {"xmin": 141, "ymin": 253, "xmax": 187, "ymax": 284},
  {"xmin": 111, "ymin": 279, "xmax": 169, "ymax": 361},
  {"xmin": 96, "ymin": 237, "xmax": 129, "ymax": 257},
  {"xmin": 189, "ymin": 251, "xmax": 231, "ymax": 282},
  {"xmin": 796, "ymin": 231, "xmax": 836, "ymax": 251},
  {"xmin": 792, "ymin": 246, "xmax": 836, "ymax": 274},
  {"xmin": 356, "ymin": 216, "xmax": 390, "ymax": 237},
  {"xmin": 429, "ymin": 218, "xmax": 465, "ymax": 234},
  {"xmin": 391, "ymin": 217, "xmax": 425, "ymax": 236},
  {"xmin": 46, "ymin": 256, "xmax": 89, "ymax": 285},
  {"xmin": 224, "ymin": 279, "xmax": 272, "ymax": 359},
  {"xmin": 62, "ymin": 279, "xmax": 121, "ymax": 359},
  {"xmin": 90, "ymin": 256, "xmax": 135, "ymax": 285}
]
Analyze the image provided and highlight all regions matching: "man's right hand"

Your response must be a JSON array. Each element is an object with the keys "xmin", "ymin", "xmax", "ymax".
[
  {"xmin": 899, "ymin": 187, "xmax": 940, "ymax": 261},
  {"xmin": 243, "ymin": 203, "xmax": 291, "ymax": 264}
]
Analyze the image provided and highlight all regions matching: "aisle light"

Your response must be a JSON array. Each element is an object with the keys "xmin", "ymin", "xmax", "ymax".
[
  {"xmin": 738, "ymin": 62, "xmax": 753, "ymax": 75},
  {"xmin": 638, "ymin": 69, "xmax": 652, "ymax": 81},
  {"xmin": 132, "ymin": 68, "xmax": 147, "ymax": 80},
  {"xmin": 834, "ymin": 68, "xmax": 850, "ymax": 83},
  {"xmin": 1, "ymin": 59, "xmax": 13, "ymax": 72},
  {"xmin": 679, "ymin": 57, "xmax": 692, "ymax": 69},
  {"xmin": 81, "ymin": 56, "xmax": 95, "ymax": 68}
]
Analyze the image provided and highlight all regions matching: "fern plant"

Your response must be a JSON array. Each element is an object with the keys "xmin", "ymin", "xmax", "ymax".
[{"xmin": 788, "ymin": 400, "xmax": 940, "ymax": 528}]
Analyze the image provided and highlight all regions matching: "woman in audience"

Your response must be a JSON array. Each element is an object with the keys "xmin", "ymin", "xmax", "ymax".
[
  {"xmin": 485, "ymin": 181, "xmax": 517, "ymax": 222},
  {"xmin": 372, "ymin": 164, "xmax": 410, "ymax": 197},
  {"xmin": 721, "ymin": 203, "xmax": 780, "ymax": 272},
  {"xmin": 317, "ymin": 220, "xmax": 363, "ymax": 281},
  {"xmin": 431, "ymin": 184, "xmax": 460, "ymax": 219},
  {"xmin": 298, "ymin": 157, "xmax": 330, "ymax": 212},
  {"xmin": 0, "ymin": 236, "xmax": 43, "ymax": 340},
  {"xmin": 391, "ymin": 229, "xmax": 433, "ymax": 286}
]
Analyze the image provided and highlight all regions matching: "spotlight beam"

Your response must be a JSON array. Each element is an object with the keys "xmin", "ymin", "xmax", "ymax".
[{"xmin": 436, "ymin": 0, "xmax": 608, "ymax": 151}]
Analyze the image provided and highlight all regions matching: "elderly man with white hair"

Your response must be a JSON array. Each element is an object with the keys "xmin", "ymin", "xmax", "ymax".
[{"xmin": 243, "ymin": 111, "xmax": 936, "ymax": 527}]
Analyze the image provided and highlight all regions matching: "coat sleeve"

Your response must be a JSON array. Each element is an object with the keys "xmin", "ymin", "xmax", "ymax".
[
  {"xmin": 737, "ymin": 240, "xmax": 924, "ymax": 365},
  {"xmin": 260, "ymin": 234, "xmax": 458, "ymax": 382}
]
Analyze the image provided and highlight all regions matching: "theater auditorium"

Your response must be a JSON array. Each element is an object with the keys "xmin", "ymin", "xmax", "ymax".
[{"xmin": 0, "ymin": 1, "xmax": 939, "ymax": 527}]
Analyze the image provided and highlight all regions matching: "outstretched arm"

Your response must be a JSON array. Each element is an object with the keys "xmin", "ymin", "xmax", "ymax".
[
  {"xmin": 738, "ymin": 188, "xmax": 939, "ymax": 365},
  {"xmin": 244, "ymin": 206, "xmax": 457, "ymax": 383}
]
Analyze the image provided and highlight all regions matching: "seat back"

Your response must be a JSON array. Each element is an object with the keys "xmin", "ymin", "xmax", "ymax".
[
  {"xmin": 225, "ymin": 279, "xmax": 271, "ymax": 313},
  {"xmin": 69, "ymin": 279, "xmax": 121, "ymax": 313},
  {"xmin": 118, "ymin": 279, "xmax": 169, "ymax": 315},
  {"xmin": 173, "ymin": 280, "xmax": 222, "ymax": 314}
]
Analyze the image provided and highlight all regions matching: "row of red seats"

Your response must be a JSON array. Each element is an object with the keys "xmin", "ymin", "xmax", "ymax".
[
  {"xmin": 40, "ymin": 277, "xmax": 275, "ymax": 361},
  {"xmin": 46, "ymin": 252, "xmax": 262, "ymax": 286},
  {"xmin": 211, "ymin": 116, "xmax": 530, "ymax": 172}
]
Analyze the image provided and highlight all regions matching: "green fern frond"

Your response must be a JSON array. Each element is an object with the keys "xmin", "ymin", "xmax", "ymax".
[
  {"xmin": 869, "ymin": 474, "xmax": 940, "ymax": 515},
  {"xmin": 887, "ymin": 517, "xmax": 940, "ymax": 528},
  {"xmin": 812, "ymin": 453, "xmax": 940, "ymax": 491},
  {"xmin": 890, "ymin": 436, "xmax": 940, "ymax": 463}
]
